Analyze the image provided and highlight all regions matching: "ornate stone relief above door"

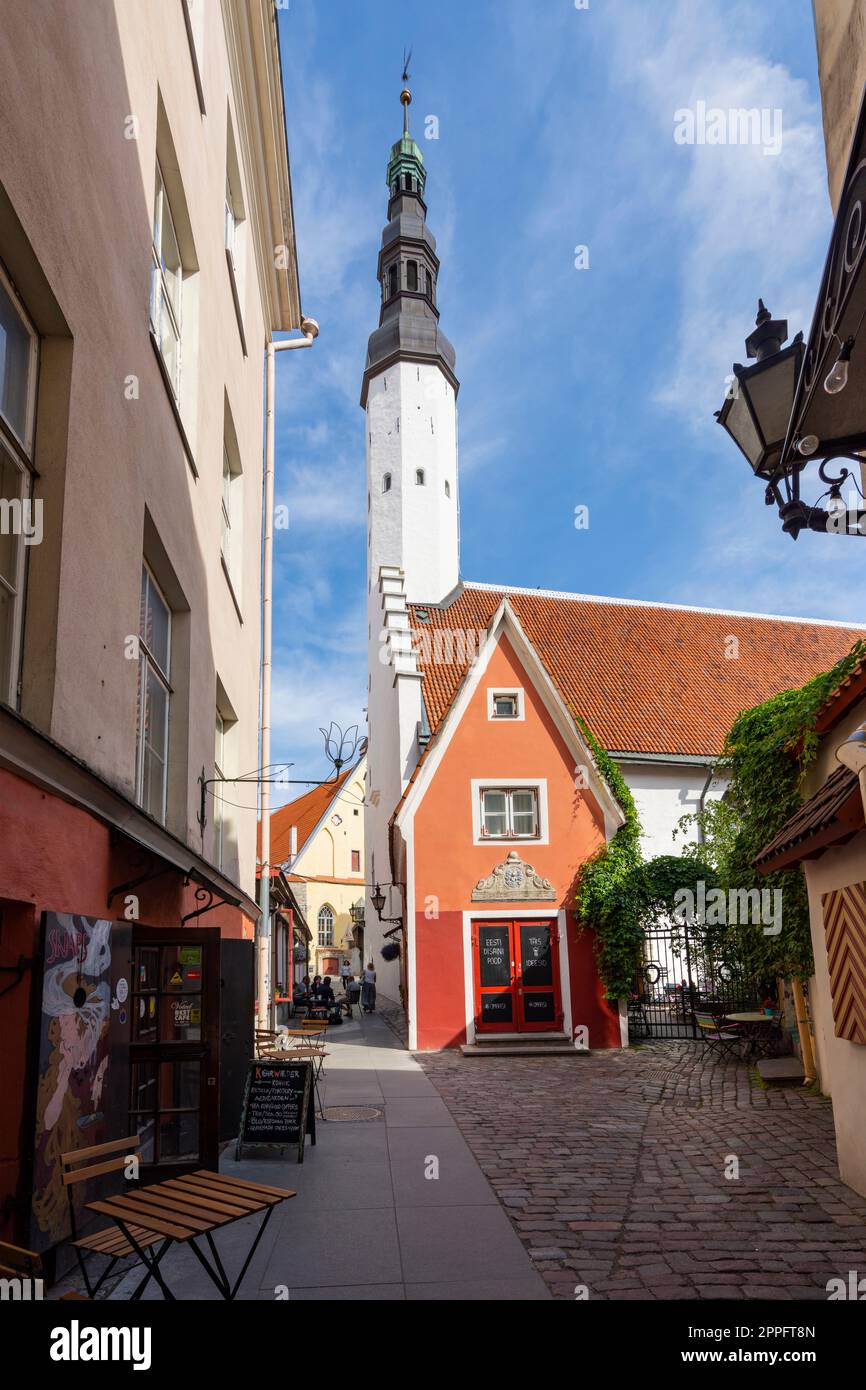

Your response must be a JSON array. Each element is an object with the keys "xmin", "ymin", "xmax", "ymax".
[{"xmin": 472, "ymin": 851, "xmax": 556, "ymax": 902}]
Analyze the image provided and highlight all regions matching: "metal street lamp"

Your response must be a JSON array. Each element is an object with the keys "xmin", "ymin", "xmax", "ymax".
[
  {"xmin": 715, "ymin": 301, "xmax": 804, "ymax": 481},
  {"xmin": 717, "ymin": 301, "xmax": 866, "ymax": 540},
  {"xmin": 715, "ymin": 84, "xmax": 866, "ymax": 541},
  {"xmin": 371, "ymin": 884, "xmax": 386, "ymax": 917}
]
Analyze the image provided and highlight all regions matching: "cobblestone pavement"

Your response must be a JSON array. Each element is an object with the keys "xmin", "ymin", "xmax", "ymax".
[{"xmin": 417, "ymin": 1042, "xmax": 866, "ymax": 1301}]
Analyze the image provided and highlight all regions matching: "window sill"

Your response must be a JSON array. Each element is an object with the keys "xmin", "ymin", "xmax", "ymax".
[
  {"xmin": 220, "ymin": 552, "xmax": 243, "ymax": 623},
  {"xmin": 149, "ymin": 330, "xmax": 198, "ymax": 478},
  {"xmin": 226, "ymin": 249, "xmax": 248, "ymax": 357}
]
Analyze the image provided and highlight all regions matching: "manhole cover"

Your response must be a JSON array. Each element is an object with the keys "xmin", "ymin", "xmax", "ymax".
[{"xmin": 323, "ymin": 1106, "xmax": 383, "ymax": 1122}]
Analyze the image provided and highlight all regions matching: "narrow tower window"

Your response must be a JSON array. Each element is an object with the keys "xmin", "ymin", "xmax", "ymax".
[
  {"xmin": 387, "ymin": 263, "xmax": 398, "ymax": 299},
  {"xmin": 445, "ymin": 480, "xmax": 451, "ymax": 497},
  {"xmin": 382, "ymin": 472, "xmax": 392, "ymax": 493},
  {"xmin": 407, "ymin": 260, "xmax": 418, "ymax": 292},
  {"xmin": 415, "ymin": 469, "xmax": 425, "ymax": 486}
]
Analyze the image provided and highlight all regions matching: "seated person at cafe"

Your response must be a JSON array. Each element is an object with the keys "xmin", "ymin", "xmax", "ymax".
[{"xmin": 317, "ymin": 976, "xmax": 335, "ymax": 1004}]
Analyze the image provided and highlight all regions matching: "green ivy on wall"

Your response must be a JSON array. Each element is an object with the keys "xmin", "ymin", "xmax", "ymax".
[
  {"xmin": 679, "ymin": 638, "xmax": 866, "ymax": 982},
  {"xmin": 574, "ymin": 717, "xmax": 716, "ymax": 1001},
  {"xmin": 574, "ymin": 638, "xmax": 866, "ymax": 999}
]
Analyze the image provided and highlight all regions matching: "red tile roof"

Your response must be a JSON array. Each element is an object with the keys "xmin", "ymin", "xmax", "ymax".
[
  {"xmin": 409, "ymin": 584, "xmax": 866, "ymax": 758},
  {"xmin": 259, "ymin": 765, "xmax": 357, "ymax": 865}
]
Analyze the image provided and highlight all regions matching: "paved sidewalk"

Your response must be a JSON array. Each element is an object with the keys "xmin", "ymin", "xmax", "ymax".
[
  {"xmin": 108, "ymin": 1010, "xmax": 549, "ymax": 1301},
  {"xmin": 418, "ymin": 1041, "xmax": 866, "ymax": 1301}
]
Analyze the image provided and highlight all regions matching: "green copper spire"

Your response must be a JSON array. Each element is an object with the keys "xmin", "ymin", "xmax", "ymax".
[{"xmin": 387, "ymin": 68, "xmax": 426, "ymax": 198}]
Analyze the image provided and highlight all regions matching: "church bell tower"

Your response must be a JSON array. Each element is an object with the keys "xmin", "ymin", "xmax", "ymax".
[
  {"xmin": 362, "ymin": 73, "xmax": 462, "ymax": 1002},
  {"xmin": 361, "ymin": 76, "xmax": 461, "ymax": 606}
]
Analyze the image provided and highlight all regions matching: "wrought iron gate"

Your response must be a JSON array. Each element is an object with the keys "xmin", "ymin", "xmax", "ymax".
[{"xmin": 628, "ymin": 921, "xmax": 759, "ymax": 1041}]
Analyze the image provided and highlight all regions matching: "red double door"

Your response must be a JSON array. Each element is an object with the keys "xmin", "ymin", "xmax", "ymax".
[{"xmin": 473, "ymin": 919, "xmax": 562, "ymax": 1033}]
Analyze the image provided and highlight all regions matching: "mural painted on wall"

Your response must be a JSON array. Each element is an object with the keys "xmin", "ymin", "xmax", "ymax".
[{"xmin": 30, "ymin": 912, "xmax": 131, "ymax": 1251}]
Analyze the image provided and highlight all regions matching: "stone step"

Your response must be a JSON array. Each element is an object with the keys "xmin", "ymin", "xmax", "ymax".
[
  {"xmin": 472, "ymin": 1031, "xmax": 570, "ymax": 1044},
  {"xmin": 757, "ymin": 1057, "xmax": 807, "ymax": 1085},
  {"xmin": 461, "ymin": 1045, "xmax": 589, "ymax": 1050}
]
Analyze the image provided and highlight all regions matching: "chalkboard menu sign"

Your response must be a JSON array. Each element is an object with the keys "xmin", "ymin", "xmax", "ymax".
[
  {"xmin": 478, "ymin": 926, "xmax": 511, "ymax": 987},
  {"xmin": 236, "ymin": 1060, "xmax": 315, "ymax": 1163},
  {"xmin": 520, "ymin": 924, "xmax": 553, "ymax": 986}
]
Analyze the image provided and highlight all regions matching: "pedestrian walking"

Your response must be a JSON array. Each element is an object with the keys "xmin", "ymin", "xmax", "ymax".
[{"xmin": 361, "ymin": 961, "xmax": 377, "ymax": 1013}]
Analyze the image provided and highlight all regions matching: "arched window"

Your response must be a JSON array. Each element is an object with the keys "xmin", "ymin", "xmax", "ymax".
[
  {"xmin": 415, "ymin": 469, "xmax": 425, "ymax": 486},
  {"xmin": 318, "ymin": 904, "xmax": 334, "ymax": 947},
  {"xmin": 382, "ymin": 472, "xmax": 392, "ymax": 493},
  {"xmin": 444, "ymin": 480, "xmax": 451, "ymax": 497},
  {"xmin": 387, "ymin": 263, "xmax": 398, "ymax": 299},
  {"xmin": 406, "ymin": 260, "xmax": 418, "ymax": 292}
]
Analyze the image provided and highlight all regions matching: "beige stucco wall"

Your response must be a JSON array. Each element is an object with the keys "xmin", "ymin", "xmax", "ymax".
[
  {"xmin": 813, "ymin": 0, "xmax": 866, "ymax": 210},
  {"xmin": 0, "ymin": 1, "xmax": 293, "ymax": 898},
  {"xmin": 804, "ymin": 831, "xmax": 866, "ymax": 1199},
  {"xmin": 797, "ymin": 685, "xmax": 866, "ymax": 1198}
]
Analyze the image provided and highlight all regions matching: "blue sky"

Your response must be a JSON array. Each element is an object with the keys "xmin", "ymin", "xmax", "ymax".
[{"xmin": 270, "ymin": 0, "xmax": 866, "ymax": 798}]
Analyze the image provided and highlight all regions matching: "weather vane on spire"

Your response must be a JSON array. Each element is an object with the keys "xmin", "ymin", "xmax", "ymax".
[{"xmin": 401, "ymin": 47, "xmax": 413, "ymax": 134}]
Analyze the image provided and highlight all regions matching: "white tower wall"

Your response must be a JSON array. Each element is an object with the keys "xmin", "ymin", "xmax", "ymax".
[{"xmin": 365, "ymin": 360, "xmax": 459, "ymax": 605}]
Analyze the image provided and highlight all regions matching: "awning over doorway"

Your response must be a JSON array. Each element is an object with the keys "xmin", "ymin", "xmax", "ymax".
[{"xmin": 754, "ymin": 764, "xmax": 865, "ymax": 873}]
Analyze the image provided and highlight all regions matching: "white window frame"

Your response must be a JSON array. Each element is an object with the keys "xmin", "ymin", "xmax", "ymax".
[
  {"xmin": 0, "ymin": 262, "xmax": 39, "ymax": 455},
  {"xmin": 0, "ymin": 265, "xmax": 39, "ymax": 707},
  {"xmin": 224, "ymin": 173, "xmax": 237, "ymax": 265},
  {"xmin": 471, "ymin": 778, "xmax": 548, "ymax": 846},
  {"xmin": 135, "ymin": 564, "xmax": 172, "ymax": 824},
  {"xmin": 318, "ymin": 904, "xmax": 334, "ymax": 948},
  {"xmin": 487, "ymin": 687, "xmax": 524, "ymax": 721},
  {"xmin": 150, "ymin": 161, "xmax": 183, "ymax": 398}
]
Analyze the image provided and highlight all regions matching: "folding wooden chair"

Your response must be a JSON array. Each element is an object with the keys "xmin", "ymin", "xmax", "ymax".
[
  {"xmin": 693, "ymin": 1010, "xmax": 743, "ymax": 1058},
  {"xmin": 61, "ymin": 1136, "xmax": 167, "ymax": 1299},
  {"xmin": 255, "ymin": 1028, "xmax": 280, "ymax": 1058}
]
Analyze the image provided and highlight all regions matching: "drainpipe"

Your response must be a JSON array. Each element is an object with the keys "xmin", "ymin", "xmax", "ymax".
[
  {"xmin": 258, "ymin": 319, "xmax": 319, "ymax": 1032},
  {"xmin": 697, "ymin": 767, "xmax": 714, "ymax": 843},
  {"xmin": 791, "ymin": 977, "xmax": 817, "ymax": 1084}
]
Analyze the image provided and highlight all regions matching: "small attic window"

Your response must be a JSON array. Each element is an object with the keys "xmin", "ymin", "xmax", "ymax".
[
  {"xmin": 382, "ymin": 472, "xmax": 392, "ymax": 493},
  {"xmin": 415, "ymin": 468, "xmax": 425, "ymax": 486},
  {"xmin": 415, "ymin": 608, "xmax": 429, "ymax": 622}
]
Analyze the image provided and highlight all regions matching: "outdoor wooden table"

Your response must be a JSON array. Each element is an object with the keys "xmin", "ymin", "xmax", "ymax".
[
  {"xmin": 86, "ymin": 1169, "xmax": 295, "ymax": 1301},
  {"xmin": 726, "ymin": 1011, "xmax": 781, "ymax": 1059},
  {"xmin": 282, "ymin": 1047, "xmax": 329, "ymax": 1117}
]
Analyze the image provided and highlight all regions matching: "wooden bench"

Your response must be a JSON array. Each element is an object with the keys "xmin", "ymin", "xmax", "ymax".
[{"xmin": 62, "ymin": 1135, "xmax": 167, "ymax": 1299}]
